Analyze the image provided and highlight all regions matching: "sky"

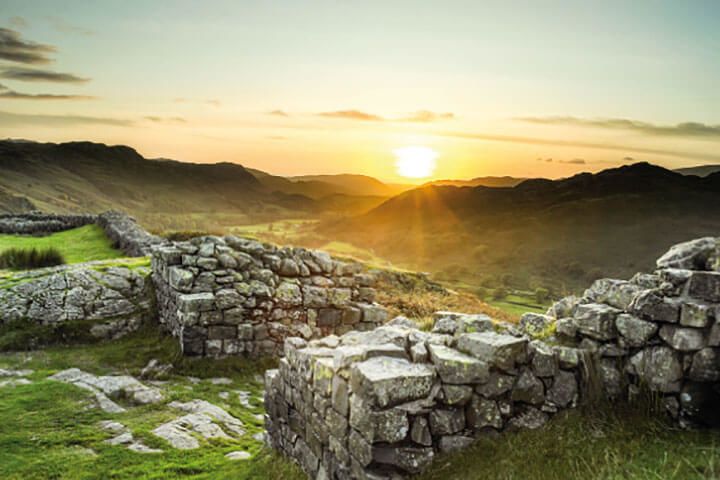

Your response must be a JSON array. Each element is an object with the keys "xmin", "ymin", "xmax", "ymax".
[{"xmin": 1, "ymin": 0, "xmax": 719, "ymax": 182}]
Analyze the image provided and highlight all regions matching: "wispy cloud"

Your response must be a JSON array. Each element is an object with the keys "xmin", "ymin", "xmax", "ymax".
[
  {"xmin": 318, "ymin": 109, "xmax": 383, "ymax": 121},
  {"xmin": 560, "ymin": 158, "xmax": 586, "ymax": 165},
  {"xmin": 0, "ymin": 110, "xmax": 131, "ymax": 127},
  {"xmin": 45, "ymin": 16, "xmax": 95, "ymax": 36},
  {"xmin": 0, "ymin": 27, "xmax": 55, "ymax": 64},
  {"xmin": 401, "ymin": 110, "xmax": 455, "ymax": 122},
  {"xmin": 517, "ymin": 116, "xmax": 720, "ymax": 138},
  {"xmin": 0, "ymin": 83, "xmax": 94, "ymax": 100},
  {"xmin": 440, "ymin": 130, "xmax": 720, "ymax": 163},
  {"xmin": 268, "ymin": 109, "xmax": 289, "ymax": 117},
  {"xmin": 0, "ymin": 66, "xmax": 89, "ymax": 83},
  {"xmin": 317, "ymin": 109, "xmax": 455, "ymax": 123},
  {"xmin": 144, "ymin": 116, "xmax": 186, "ymax": 124},
  {"xmin": 173, "ymin": 97, "xmax": 221, "ymax": 107}
]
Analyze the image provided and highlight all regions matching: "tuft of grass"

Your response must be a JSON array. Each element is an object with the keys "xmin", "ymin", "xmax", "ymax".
[
  {"xmin": 0, "ymin": 224, "xmax": 122, "ymax": 265},
  {"xmin": 0, "ymin": 247, "xmax": 65, "ymax": 270}
]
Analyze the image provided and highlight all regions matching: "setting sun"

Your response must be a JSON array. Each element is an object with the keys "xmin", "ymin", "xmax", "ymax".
[{"xmin": 393, "ymin": 146, "xmax": 438, "ymax": 179}]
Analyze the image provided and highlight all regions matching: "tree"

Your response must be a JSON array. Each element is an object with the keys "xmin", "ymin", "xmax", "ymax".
[{"xmin": 535, "ymin": 287, "xmax": 550, "ymax": 304}]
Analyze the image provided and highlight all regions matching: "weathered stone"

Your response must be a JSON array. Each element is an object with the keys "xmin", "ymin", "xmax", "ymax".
[
  {"xmin": 349, "ymin": 396, "xmax": 409, "ymax": 443},
  {"xmin": 573, "ymin": 303, "xmax": 620, "ymax": 340},
  {"xmin": 438, "ymin": 435, "xmax": 474, "ymax": 453},
  {"xmin": 456, "ymin": 332, "xmax": 528, "ymax": 372},
  {"xmin": 628, "ymin": 346, "xmax": 683, "ymax": 393},
  {"xmin": 350, "ymin": 357, "xmax": 435, "ymax": 408},
  {"xmin": 689, "ymin": 348, "xmax": 720, "ymax": 382},
  {"xmin": 427, "ymin": 344, "xmax": 489, "ymax": 384},
  {"xmin": 585, "ymin": 279, "xmax": 643, "ymax": 310},
  {"xmin": 475, "ymin": 372, "xmax": 515, "ymax": 398},
  {"xmin": 597, "ymin": 358, "xmax": 623, "ymax": 398},
  {"xmin": 530, "ymin": 340, "xmax": 558, "ymax": 377},
  {"xmin": 506, "ymin": 407, "xmax": 548, "ymax": 430},
  {"xmin": 519, "ymin": 313, "xmax": 555, "ymax": 338},
  {"xmin": 615, "ymin": 313, "xmax": 658, "ymax": 347},
  {"xmin": 659, "ymin": 325, "xmax": 706, "ymax": 351},
  {"xmin": 429, "ymin": 408, "xmax": 465, "ymax": 435},
  {"xmin": 680, "ymin": 301, "xmax": 712, "ymax": 328},
  {"xmin": 276, "ymin": 282, "xmax": 302, "ymax": 307},
  {"xmin": 466, "ymin": 395, "xmax": 503, "ymax": 429},
  {"xmin": 410, "ymin": 416, "xmax": 432, "ymax": 446},
  {"xmin": 546, "ymin": 295, "xmax": 579, "ymax": 319},
  {"xmin": 442, "ymin": 384, "xmax": 473, "ymax": 406},
  {"xmin": 511, "ymin": 369, "xmax": 545, "ymax": 405},
  {"xmin": 547, "ymin": 370, "xmax": 577, "ymax": 407},
  {"xmin": 371, "ymin": 445, "xmax": 434, "ymax": 474},
  {"xmin": 656, "ymin": 237, "xmax": 717, "ymax": 270},
  {"xmin": 629, "ymin": 290, "xmax": 681, "ymax": 323}
]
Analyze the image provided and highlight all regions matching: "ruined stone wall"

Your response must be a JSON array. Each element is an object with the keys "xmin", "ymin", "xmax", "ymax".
[
  {"xmin": 0, "ymin": 210, "xmax": 163, "ymax": 257},
  {"xmin": 264, "ymin": 313, "xmax": 586, "ymax": 479},
  {"xmin": 531, "ymin": 236, "xmax": 720, "ymax": 428},
  {"xmin": 0, "ymin": 212, "xmax": 97, "ymax": 234},
  {"xmin": 0, "ymin": 261, "xmax": 154, "ymax": 341},
  {"xmin": 152, "ymin": 236, "xmax": 388, "ymax": 357}
]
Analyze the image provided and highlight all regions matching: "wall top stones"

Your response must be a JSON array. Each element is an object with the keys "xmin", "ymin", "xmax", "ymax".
[{"xmin": 152, "ymin": 235, "xmax": 387, "ymax": 357}]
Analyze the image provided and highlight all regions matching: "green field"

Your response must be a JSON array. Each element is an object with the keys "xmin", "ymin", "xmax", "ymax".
[
  {"xmin": 484, "ymin": 293, "xmax": 549, "ymax": 317},
  {"xmin": 0, "ymin": 225, "xmax": 123, "ymax": 265}
]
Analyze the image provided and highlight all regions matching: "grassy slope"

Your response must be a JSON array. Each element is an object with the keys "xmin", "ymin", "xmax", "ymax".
[
  {"xmin": 0, "ymin": 328, "xmax": 304, "ymax": 480},
  {"xmin": 0, "ymin": 225, "xmax": 123, "ymax": 264}
]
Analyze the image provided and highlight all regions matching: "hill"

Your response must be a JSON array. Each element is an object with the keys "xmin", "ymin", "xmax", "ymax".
[
  {"xmin": 0, "ymin": 140, "xmax": 322, "ymax": 229},
  {"xmin": 674, "ymin": 164, "xmax": 720, "ymax": 177},
  {"xmin": 321, "ymin": 162, "xmax": 720, "ymax": 291},
  {"xmin": 288, "ymin": 174, "xmax": 411, "ymax": 197},
  {"xmin": 423, "ymin": 176, "xmax": 528, "ymax": 188}
]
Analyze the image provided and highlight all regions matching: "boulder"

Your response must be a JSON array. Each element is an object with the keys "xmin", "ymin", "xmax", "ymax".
[
  {"xmin": 628, "ymin": 347, "xmax": 683, "ymax": 392},
  {"xmin": 615, "ymin": 313, "xmax": 658, "ymax": 347},
  {"xmin": 573, "ymin": 303, "xmax": 620, "ymax": 341}
]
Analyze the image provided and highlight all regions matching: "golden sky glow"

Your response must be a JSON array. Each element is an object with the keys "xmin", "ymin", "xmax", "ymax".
[{"xmin": 1, "ymin": 1, "xmax": 719, "ymax": 182}]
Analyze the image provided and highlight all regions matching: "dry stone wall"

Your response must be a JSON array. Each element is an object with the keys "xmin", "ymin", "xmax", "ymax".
[
  {"xmin": 532, "ymin": 236, "xmax": 720, "ymax": 428},
  {"xmin": 152, "ymin": 236, "xmax": 388, "ymax": 357},
  {"xmin": 0, "ymin": 212, "xmax": 96, "ymax": 234},
  {"xmin": 264, "ymin": 313, "xmax": 587, "ymax": 479}
]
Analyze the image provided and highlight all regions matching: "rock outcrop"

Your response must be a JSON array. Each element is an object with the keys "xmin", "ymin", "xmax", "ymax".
[
  {"xmin": 0, "ymin": 261, "xmax": 153, "ymax": 342},
  {"xmin": 152, "ymin": 236, "xmax": 388, "ymax": 357},
  {"xmin": 264, "ymin": 313, "xmax": 587, "ymax": 479}
]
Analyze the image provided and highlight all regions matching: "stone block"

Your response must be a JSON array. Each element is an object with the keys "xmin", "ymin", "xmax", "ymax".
[
  {"xmin": 350, "ymin": 357, "xmax": 435, "ymax": 408},
  {"xmin": 427, "ymin": 344, "xmax": 489, "ymax": 384},
  {"xmin": 456, "ymin": 332, "xmax": 528, "ymax": 372},
  {"xmin": 573, "ymin": 303, "xmax": 620, "ymax": 341}
]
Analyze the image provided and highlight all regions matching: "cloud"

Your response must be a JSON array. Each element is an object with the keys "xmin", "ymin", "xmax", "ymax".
[
  {"xmin": 46, "ymin": 17, "xmax": 95, "ymax": 36},
  {"xmin": 318, "ymin": 110, "xmax": 384, "ymax": 121},
  {"xmin": 0, "ymin": 27, "xmax": 55, "ymax": 64},
  {"xmin": 517, "ymin": 116, "xmax": 720, "ymax": 138},
  {"xmin": 268, "ymin": 109, "xmax": 289, "ymax": 117},
  {"xmin": 173, "ymin": 97, "xmax": 221, "ymax": 107},
  {"xmin": 144, "ymin": 116, "xmax": 186, "ymax": 124},
  {"xmin": 0, "ymin": 82, "xmax": 94, "ymax": 100},
  {"xmin": 560, "ymin": 158, "xmax": 586, "ymax": 165},
  {"xmin": 9, "ymin": 17, "xmax": 27, "ymax": 29},
  {"xmin": 0, "ymin": 109, "xmax": 131, "ymax": 127},
  {"xmin": 623, "ymin": 156, "xmax": 634, "ymax": 161},
  {"xmin": 439, "ymin": 130, "xmax": 720, "ymax": 163},
  {"xmin": 401, "ymin": 110, "xmax": 455, "ymax": 122},
  {"xmin": 0, "ymin": 66, "xmax": 89, "ymax": 83}
]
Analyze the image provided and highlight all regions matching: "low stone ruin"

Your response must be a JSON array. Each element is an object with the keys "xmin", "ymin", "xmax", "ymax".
[
  {"xmin": 264, "ymin": 314, "xmax": 586, "ymax": 479},
  {"xmin": 532, "ymin": 236, "xmax": 720, "ymax": 427},
  {"xmin": 0, "ymin": 262, "xmax": 154, "ymax": 340},
  {"xmin": 0, "ymin": 210, "xmax": 163, "ymax": 257},
  {"xmin": 152, "ymin": 236, "xmax": 388, "ymax": 357}
]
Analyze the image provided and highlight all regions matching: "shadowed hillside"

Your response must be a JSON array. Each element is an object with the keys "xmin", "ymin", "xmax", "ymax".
[{"xmin": 321, "ymin": 163, "xmax": 720, "ymax": 291}]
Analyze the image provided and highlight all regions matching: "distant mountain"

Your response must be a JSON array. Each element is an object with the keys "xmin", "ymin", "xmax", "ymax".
[
  {"xmin": 288, "ymin": 174, "xmax": 412, "ymax": 197},
  {"xmin": 321, "ymin": 163, "xmax": 720, "ymax": 290},
  {"xmin": 0, "ymin": 140, "xmax": 316, "ymax": 223},
  {"xmin": 674, "ymin": 164, "xmax": 720, "ymax": 177},
  {"xmin": 423, "ymin": 176, "xmax": 528, "ymax": 188}
]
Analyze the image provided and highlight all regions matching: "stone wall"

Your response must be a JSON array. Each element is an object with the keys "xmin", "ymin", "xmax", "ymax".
[
  {"xmin": 531, "ymin": 236, "xmax": 720, "ymax": 427},
  {"xmin": 264, "ymin": 313, "xmax": 586, "ymax": 479},
  {"xmin": 0, "ymin": 210, "xmax": 163, "ymax": 257},
  {"xmin": 152, "ymin": 236, "xmax": 388, "ymax": 357},
  {"xmin": 0, "ymin": 261, "xmax": 154, "ymax": 342},
  {"xmin": 0, "ymin": 212, "xmax": 97, "ymax": 234}
]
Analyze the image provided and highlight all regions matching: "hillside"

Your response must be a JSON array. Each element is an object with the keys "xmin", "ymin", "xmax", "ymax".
[
  {"xmin": 423, "ymin": 176, "xmax": 528, "ymax": 188},
  {"xmin": 0, "ymin": 140, "xmax": 325, "ymax": 229},
  {"xmin": 288, "ymin": 174, "xmax": 411, "ymax": 197},
  {"xmin": 674, "ymin": 164, "xmax": 720, "ymax": 177},
  {"xmin": 321, "ymin": 163, "xmax": 720, "ymax": 291}
]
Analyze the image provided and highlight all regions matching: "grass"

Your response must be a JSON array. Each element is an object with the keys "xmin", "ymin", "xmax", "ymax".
[
  {"xmin": 0, "ymin": 225, "xmax": 123, "ymax": 265},
  {"xmin": 484, "ymin": 293, "xmax": 549, "ymax": 317},
  {"xmin": 416, "ymin": 402, "xmax": 720, "ymax": 480},
  {"xmin": 0, "ymin": 247, "xmax": 65, "ymax": 270},
  {"xmin": 0, "ymin": 327, "xmax": 305, "ymax": 480}
]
